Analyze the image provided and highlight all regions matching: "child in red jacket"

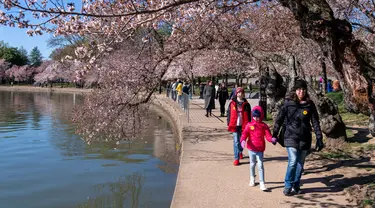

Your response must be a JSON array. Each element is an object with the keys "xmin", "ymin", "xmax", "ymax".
[{"xmin": 240, "ymin": 105, "xmax": 277, "ymax": 191}]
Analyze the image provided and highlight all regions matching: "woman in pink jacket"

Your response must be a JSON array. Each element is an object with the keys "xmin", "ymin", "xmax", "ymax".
[{"xmin": 240, "ymin": 106, "xmax": 277, "ymax": 191}]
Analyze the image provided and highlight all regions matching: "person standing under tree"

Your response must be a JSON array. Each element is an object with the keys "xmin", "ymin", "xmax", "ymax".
[
  {"xmin": 227, "ymin": 87, "xmax": 251, "ymax": 166},
  {"xmin": 199, "ymin": 83, "xmax": 205, "ymax": 99},
  {"xmin": 203, "ymin": 80, "xmax": 216, "ymax": 117},
  {"xmin": 216, "ymin": 83, "xmax": 229, "ymax": 117},
  {"xmin": 248, "ymin": 82, "xmax": 253, "ymax": 99},
  {"xmin": 229, "ymin": 84, "xmax": 237, "ymax": 100}
]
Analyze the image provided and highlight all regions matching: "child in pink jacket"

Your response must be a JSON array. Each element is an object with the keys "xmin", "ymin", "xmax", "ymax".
[{"xmin": 240, "ymin": 105, "xmax": 277, "ymax": 191}]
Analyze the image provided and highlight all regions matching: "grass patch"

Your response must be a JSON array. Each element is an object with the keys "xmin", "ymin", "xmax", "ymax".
[
  {"xmin": 340, "ymin": 112, "xmax": 369, "ymax": 126},
  {"xmin": 346, "ymin": 129, "xmax": 355, "ymax": 138},
  {"xmin": 326, "ymin": 91, "xmax": 346, "ymax": 112},
  {"xmin": 326, "ymin": 91, "xmax": 344, "ymax": 106},
  {"xmin": 362, "ymin": 199, "xmax": 374, "ymax": 207},
  {"xmin": 319, "ymin": 151, "xmax": 353, "ymax": 159},
  {"xmin": 360, "ymin": 144, "xmax": 375, "ymax": 151}
]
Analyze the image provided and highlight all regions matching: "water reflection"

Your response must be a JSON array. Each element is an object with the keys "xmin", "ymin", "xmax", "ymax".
[
  {"xmin": 77, "ymin": 173, "xmax": 144, "ymax": 208},
  {"xmin": 0, "ymin": 90, "xmax": 179, "ymax": 208}
]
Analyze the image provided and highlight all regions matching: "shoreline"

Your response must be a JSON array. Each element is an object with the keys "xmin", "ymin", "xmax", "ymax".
[{"xmin": 0, "ymin": 86, "xmax": 91, "ymax": 93}]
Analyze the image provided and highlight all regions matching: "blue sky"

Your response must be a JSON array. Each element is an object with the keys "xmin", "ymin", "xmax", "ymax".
[{"xmin": 0, "ymin": 26, "xmax": 53, "ymax": 60}]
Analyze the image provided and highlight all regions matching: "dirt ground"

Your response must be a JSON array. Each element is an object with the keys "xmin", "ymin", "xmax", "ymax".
[{"xmin": 304, "ymin": 126, "xmax": 375, "ymax": 207}]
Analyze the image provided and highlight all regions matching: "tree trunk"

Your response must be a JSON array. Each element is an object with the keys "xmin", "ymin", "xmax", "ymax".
[
  {"xmin": 278, "ymin": 0, "xmax": 375, "ymax": 144},
  {"xmin": 308, "ymin": 86, "xmax": 347, "ymax": 147},
  {"xmin": 191, "ymin": 73, "xmax": 195, "ymax": 95},
  {"xmin": 265, "ymin": 66, "xmax": 287, "ymax": 120},
  {"xmin": 267, "ymin": 54, "xmax": 347, "ymax": 147},
  {"xmin": 278, "ymin": 1, "xmax": 375, "ymax": 110},
  {"xmin": 321, "ymin": 56, "xmax": 328, "ymax": 94},
  {"xmin": 225, "ymin": 73, "xmax": 228, "ymax": 86}
]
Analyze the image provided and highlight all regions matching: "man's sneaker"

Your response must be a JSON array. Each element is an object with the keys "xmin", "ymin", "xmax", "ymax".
[
  {"xmin": 239, "ymin": 153, "xmax": 244, "ymax": 159},
  {"xmin": 233, "ymin": 160, "xmax": 240, "ymax": 166},
  {"xmin": 260, "ymin": 183, "xmax": 268, "ymax": 191},
  {"xmin": 283, "ymin": 188, "xmax": 292, "ymax": 196},
  {"xmin": 292, "ymin": 188, "xmax": 302, "ymax": 194},
  {"xmin": 249, "ymin": 177, "xmax": 255, "ymax": 186}
]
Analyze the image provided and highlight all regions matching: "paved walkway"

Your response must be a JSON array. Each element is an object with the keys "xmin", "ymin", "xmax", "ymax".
[{"xmin": 166, "ymin": 96, "xmax": 354, "ymax": 208}]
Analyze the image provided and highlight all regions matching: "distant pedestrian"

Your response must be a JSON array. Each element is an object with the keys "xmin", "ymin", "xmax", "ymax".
[
  {"xmin": 229, "ymin": 84, "xmax": 237, "ymax": 100},
  {"xmin": 188, "ymin": 83, "xmax": 193, "ymax": 99},
  {"xmin": 248, "ymin": 82, "xmax": 253, "ymax": 98},
  {"xmin": 171, "ymin": 79, "xmax": 178, "ymax": 101},
  {"xmin": 199, "ymin": 83, "xmax": 204, "ymax": 99},
  {"xmin": 166, "ymin": 82, "xmax": 171, "ymax": 97},
  {"xmin": 216, "ymin": 83, "xmax": 229, "ymax": 117},
  {"xmin": 240, "ymin": 106, "xmax": 277, "ymax": 191},
  {"xmin": 203, "ymin": 80, "xmax": 216, "ymax": 117},
  {"xmin": 182, "ymin": 82, "xmax": 190, "ymax": 110},
  {"xmin": 176, "ymin": 81, "xmax": 183, "ymax": 106},
  {"xmin": 227, "ymin": 87, "xmax": 251, "ymax": 166}
]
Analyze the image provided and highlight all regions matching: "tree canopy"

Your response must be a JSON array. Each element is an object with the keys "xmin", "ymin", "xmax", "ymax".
[
  {"xmin": 2, "ymin": 0, "xmax": 375, "ymax": 141},
  {"xmin": 29, "ymin": 46, "xmax": 43, "ymax": 66},
  {"xmin": 0, "ymin": 42, "xmax": 29, "ymax": 66}
]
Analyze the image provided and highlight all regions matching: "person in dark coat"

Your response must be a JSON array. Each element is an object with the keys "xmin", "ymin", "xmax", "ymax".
[
  {"xmin": 272, "ymin": 79, "xmax": 324, "ymax": 196},
  {"xmin": 216, "ymin": 83, "xmax": 229, "ymax": 117},
  {"xmin": 203, "ymin": 80, "xmax": 216, "ymax": 117},
  {"xmin": 229, "ymin": 84, "xmax": 237, "ymax": 100},
  {"xmin": 199, "ymin": 83, "xmax": 204, "ymax": 99},
  {"xmin": 248, "ymin": 82, "xmax": 253, "ymax": 98}
]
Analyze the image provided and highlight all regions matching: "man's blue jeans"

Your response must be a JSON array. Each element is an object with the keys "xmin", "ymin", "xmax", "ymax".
[
  {"xmin": 233, "ymin": 128, "xmax": 243, "ymax": 160},
  {"xmin": 285, "ymin": 147, "xmax": 308, "ymax": 189}
]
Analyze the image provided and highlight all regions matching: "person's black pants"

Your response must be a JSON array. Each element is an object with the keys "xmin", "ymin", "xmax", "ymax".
[{"xmin": 219, "ymin": 100, "xmax": 226, "ymax": 115}]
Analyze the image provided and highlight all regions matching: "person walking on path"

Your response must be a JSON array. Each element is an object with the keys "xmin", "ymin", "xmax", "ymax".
[
  {"xmin": 199, "ymin": 83, "xmax": 204, "ymax": 99},
  {"xmin": 227, "ymin": 87, "xmax": 251, "ymax": 166},
  {"xmin": 272, "ymin": 79, "xmax": 324, "ymax": 196},
  {"xmin": 171, "ymin": 79, "xmax": 178, "ymax": 101},
  {"xmin": 216, "ymin": 83, "xmax": 229, "ymax": 117},
  {"xmin": 229, "ymin": 84, "xmax": 237, "ymax": 100},
  {"xmin": 203, "ymin": 80, "xmax": 216, "ymax": 117},
  {"xmin": 248, "ymin": 82, "xmax": 253, "ymax": 99},
  {"xmin": 166, "ymin": 82, "xmax": 171, "ymax": 98},
  {"xmin": 240, "ymin": 106, "xmax": 277, "ymax": 191},
  {"xmin": 176, "ymin": 81, "xmax": 183, "ymax": 106},
  {"xmin": 182, "ymin": 82, "xmax": 190, "ymax": 110}
]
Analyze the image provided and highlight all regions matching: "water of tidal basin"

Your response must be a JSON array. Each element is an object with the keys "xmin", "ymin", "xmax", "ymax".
[{"xmin": 0, "ymin": 90, "xmax": 179, "ymax": 208}]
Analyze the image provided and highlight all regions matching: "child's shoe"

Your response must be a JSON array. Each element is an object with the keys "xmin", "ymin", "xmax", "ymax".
[
  {"xmin": 239, "ymin": 152, "xmax": 244, "ymax": 159},
  {"xmin": 233, "ymin": 160, "xmax": 240, "ymax": 166},
  {"xmin": 249, "ymin": 176, "xmax": 255, "ymax": 186},
  {"xmin": 260, "ymin": 182, "xmax": 268, "ymax": 191}
]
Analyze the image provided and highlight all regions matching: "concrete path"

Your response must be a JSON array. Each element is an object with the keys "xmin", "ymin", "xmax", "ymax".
[{"xmin": 165, "ymin": 96, "xmax": 354, "ymax": 208}]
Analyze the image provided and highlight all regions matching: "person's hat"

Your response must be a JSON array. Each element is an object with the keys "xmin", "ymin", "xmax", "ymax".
[
  {"xmin": 236, "ymin": 87, "xmax": 244, "ymax": 95},
  {"xmin": 252, "ymin": 109, "xmax": 261, "ymax": 117},
  {"xmin": 294, "ymin": 79, "xmax": 307, "ymax": 90}
]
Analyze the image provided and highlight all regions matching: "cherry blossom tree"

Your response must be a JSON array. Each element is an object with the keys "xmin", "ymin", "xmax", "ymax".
[
  {"xmin": 0, "ymin": 59, "xmax": 10, "ymax": 83},
  {"xmin": 3, "ymin": 0, "xmax": 375, "ymax": 141}
]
